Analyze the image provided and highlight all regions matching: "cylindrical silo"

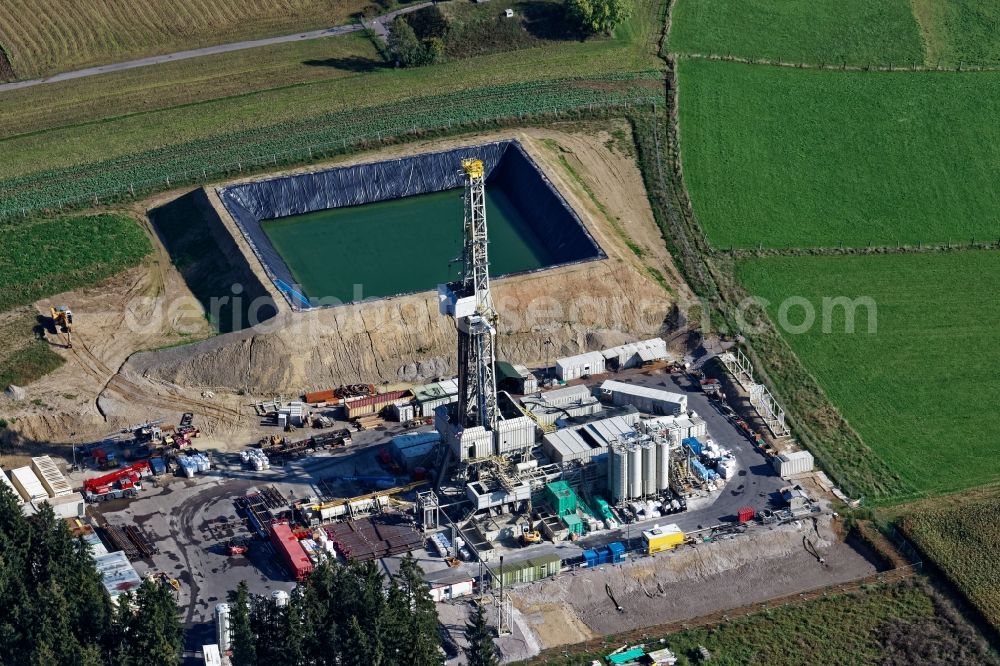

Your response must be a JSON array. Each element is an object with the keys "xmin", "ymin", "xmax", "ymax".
[
  {"xmin": 608, "ymin": 443, "xmax": 628, "ymax": 503},
  {"xmin": 641, "ymin": 440, "xmax": 656, "ymax": 497},
  {"xmin": 656, "ymin": 437, "xmax": 671, "ymax": 492},
  {"xmin": 628, "ymin": 444, "xmax": 642, "ymax": 500},
  {"xmin": 216, "ymin": 603, "xmax": 232, "ymax": 653},
  {"xmin": 272, "ymin": 590, "xmax": 290, "ymax": 607}
]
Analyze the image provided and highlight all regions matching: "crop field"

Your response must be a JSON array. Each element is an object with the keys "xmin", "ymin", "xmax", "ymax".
[
  {"xmin": 677, "ymin": 59, "xmax": 1000, "ymax": 249},
  {"xmin": 0, "ymin": 0, "xmax": 376, "ymax": 79},
  {"xmin": 901, "ymin": 492, "xmax": 1000, "ymax": 631},
  {"xmin": 0, "ymin": 33, "xmax": 383, "ymax": 139},
  {"xmin": 533, "ymin": 579, "xmax": 997, "ymax": 666},
  {"xmin": 911, "ymin": 0, "xmax": 1000, "ymax": 67},
  {"xmin": 0, "ymin": 74, "xmax": 660, "ymax": 217},
  {"xmin": 737, "ymin": 251, "xmax": 1000, "ymax": 499},
  {"xmin": 669, "ymin": 0, "xmax": 923, "ymax": 66},
  {"xmin": 0, "ymin": 214, "xmax": 151, "ymax": 312},
  {"xmin": 0, "ymin": 0, "xmax": 661, "ymax": 188}
]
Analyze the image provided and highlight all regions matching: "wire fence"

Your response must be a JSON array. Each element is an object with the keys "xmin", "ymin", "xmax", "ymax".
[{"xmin": 674, "ymin": 51, "xmax": 1000, "ymax": 73}]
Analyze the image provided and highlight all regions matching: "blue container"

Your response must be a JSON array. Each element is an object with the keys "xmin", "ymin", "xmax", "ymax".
[
  {"xmin": 149, "ymin": 458, "xmax": 166, "ymax": 475},
  {"xmin": 607, "ymin": 541, "xmax": 626, "ymax": 563},
  {"xmin": 691, "ymin": 459, "xmax": 710, "ymax": 481},
  {"xmin": 582, "ymin": 549, "xmax": 599, "ymax": 568},
  {"xmin": 683, "ymin": 436, "xmax": 703, "ymax": 455},
  {"xmin": 598, "ymin": 548, "xmax": 612, "ymax": 565}
]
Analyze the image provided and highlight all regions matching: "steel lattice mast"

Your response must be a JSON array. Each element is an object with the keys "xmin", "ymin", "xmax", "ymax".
[{"xmin": 456, "ymin": 158, "xmax": 499, "ymax": 433}]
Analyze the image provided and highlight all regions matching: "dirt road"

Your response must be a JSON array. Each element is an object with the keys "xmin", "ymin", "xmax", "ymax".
[{"xmin": 0, "ymin": 3, "xmax": 431, "ymax": 93}]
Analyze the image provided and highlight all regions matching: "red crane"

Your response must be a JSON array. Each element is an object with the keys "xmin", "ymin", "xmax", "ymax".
[{"xmin": 83, "ymin": 461, "xmax": 152, "ymax": 494}]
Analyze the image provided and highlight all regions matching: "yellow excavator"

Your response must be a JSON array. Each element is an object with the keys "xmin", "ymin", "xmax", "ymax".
[
  {"xmin": 50, "ymin": 306, "xmax": 73, "ymax": 348},
  {"xmin": 519, "ymin": 524, "xmax": 541, "ymax": 546}
]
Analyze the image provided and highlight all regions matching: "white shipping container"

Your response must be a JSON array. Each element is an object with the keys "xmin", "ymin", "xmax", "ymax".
[
  {"xmin": 0, "ymin": 467, "xmax": 20, "ymax": 501},
  {"xmin": 31, "ymin": 456, "xmax": 73, "ymax": 498},
  {"xmin": 430, "ymin": 579, "xmax": 474, "ymax": 602},
  {"xmin": 11, "ymin": 466, "xmax": 47, "ymax": 502},
  {"xmin": 774, "ymin": 450, "xmax": 814, "ymax": 477},
  {"xmin": 555, "ymin": 351, "xmax": 606, "ymax": 381}
]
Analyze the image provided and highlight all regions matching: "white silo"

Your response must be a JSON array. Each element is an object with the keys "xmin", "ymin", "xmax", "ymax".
[
  {"xmin": 271, "ymin": 590, "xmax": 290, "ymax": 608},
  {"xmin": 627, "ymin": 443, "xmax": 642, "ymax": 500},
  {"xmin": 215, "ymin": 603, "xmax": 232, "ymax": 653},
  {"xmin": 608, "ymin": 442, "xmax": 629, "ymax": 503},
  {"xmin": 641, "ymin": 439, "xmax": 657, "ymax": 497},
  {"xmin": 656, "ymin": 436, "xmax": 671, "ymax": 492}
]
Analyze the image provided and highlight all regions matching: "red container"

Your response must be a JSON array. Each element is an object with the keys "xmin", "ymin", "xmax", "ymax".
[
  {"xmin": 737, "ymin": 506, "xmax": 755, "ymax": 523},
  {"xmin": 305, "ymin": 389, "xmax": 337, "ymax": 404},
  {"xmin": 412, "ymin": 467, "xmax": 428, "ymax": 481},
  {"xmin": 269, "ymin": 521, "xmax": 314, "ymax": 581}
]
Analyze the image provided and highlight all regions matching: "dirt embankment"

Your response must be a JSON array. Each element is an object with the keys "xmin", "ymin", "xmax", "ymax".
[{"xmin": 130, "ymin": 124, "xmax": 693, "ymax": 396}]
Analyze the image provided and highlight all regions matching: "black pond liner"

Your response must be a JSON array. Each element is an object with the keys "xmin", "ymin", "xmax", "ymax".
[{"xmin": 217, "ymin": 140, "xmax": 605, "ymax": 310}]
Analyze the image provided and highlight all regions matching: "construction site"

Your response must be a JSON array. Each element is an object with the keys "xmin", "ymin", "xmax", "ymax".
[{"xmin": 1, "ymin": 127, "xmax": 888, "ymax": 665}]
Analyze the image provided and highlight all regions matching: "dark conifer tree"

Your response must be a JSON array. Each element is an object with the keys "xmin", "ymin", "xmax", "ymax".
[{"xmin": 465, "ymin": 601, "xmax": 499, "ymax": 666}]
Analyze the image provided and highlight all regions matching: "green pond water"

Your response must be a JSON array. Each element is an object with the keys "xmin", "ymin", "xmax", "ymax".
[{"xmin": 262, "ymin": 187, "xmax": 556, "ymax": 305}]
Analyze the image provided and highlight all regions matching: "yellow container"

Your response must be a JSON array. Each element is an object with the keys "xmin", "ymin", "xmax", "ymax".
[{"xmin": 643, "ymin": 524, "xmax": 684, "ymax": 555}]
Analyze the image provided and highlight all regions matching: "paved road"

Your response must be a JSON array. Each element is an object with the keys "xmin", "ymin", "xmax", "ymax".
[{"xmin": 0, "ymin": 3, "xmax": 432, "ymax": 94}]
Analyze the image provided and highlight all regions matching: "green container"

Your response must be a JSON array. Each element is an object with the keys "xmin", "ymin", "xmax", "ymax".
[
  {"xmin": 562, "ymin": 513, "xmax": 584, "ymax": 535},
  {"xmin": 545, "ymin": 480, "xmax": 577, "ymax": 516}
]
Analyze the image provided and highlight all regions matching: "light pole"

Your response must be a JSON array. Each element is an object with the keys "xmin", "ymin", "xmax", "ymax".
[{"xmin": 544, "ymin": 338, "xmax": 553, "ymax": 382}]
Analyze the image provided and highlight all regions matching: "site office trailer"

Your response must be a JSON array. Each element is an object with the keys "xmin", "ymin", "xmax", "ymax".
[{"xmin": 643, "ymin": 524, "xmax": 685, "ymax": 555}]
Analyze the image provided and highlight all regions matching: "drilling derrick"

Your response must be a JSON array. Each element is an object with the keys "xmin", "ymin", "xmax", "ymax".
[
  {"xmin": 436, "ymin": 158, "xmax": 505, "ymax": 469},
  {"xmin": 456, "ymin": 158, "xmax": 499, "ymax": 434}
]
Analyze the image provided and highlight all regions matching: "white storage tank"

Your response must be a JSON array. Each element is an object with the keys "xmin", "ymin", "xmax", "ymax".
[
  {"xmin": 627, "ymin": 444, "xmax": 642, "ymax": 500},
  {"xmin": 656, "ymin": 438, "xmax": 671, "ymax": 491},
  {"xmin": 641, "ymin": 440, "xmax": 657, "ymax": 497},
  {"xmin": 215, "ymin": 603, "xmax": 232, "ymax": 653},
  {"xmin": 271, "ymin": 590, "xmax": 290, "ymax": 607},
  {"xmin": 608, "ymin": 444, "xmax": 629, "ymax": 503}
]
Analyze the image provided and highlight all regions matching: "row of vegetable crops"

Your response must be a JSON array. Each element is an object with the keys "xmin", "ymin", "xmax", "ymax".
[
  {"xmin": 0, "ymin": 74, "xmax": 662, "ymax": 218},
  {"xmin": 901, "ymin": 494, "xmax": 1000, "ymax": 632}
]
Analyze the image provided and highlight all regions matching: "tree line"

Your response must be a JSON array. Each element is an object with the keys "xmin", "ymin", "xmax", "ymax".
[
  {"xmin": 228, "ymin": 554, "xmax": 502, "ymax": 666},
  {"xmin": 0, "ymin": 484, "xmax": 183, "ymax": 665},
  {"xmin": 229, "ymin": 555, "xmax": 443, "ymax": 666}
]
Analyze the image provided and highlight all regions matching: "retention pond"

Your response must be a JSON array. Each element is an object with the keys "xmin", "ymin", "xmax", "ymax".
[
  {"xmin": 263, "ymin": 188, "xmax": 556, "ymax": 304},
  {"xmin": 218, "ymin": 141, "xmax": 603, "ymax": 308}
]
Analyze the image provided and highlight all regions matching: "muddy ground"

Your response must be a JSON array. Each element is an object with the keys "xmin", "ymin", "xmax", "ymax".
[{"xmin": 1, "ymin": 122, "xmax": 695, "ymax": 452}]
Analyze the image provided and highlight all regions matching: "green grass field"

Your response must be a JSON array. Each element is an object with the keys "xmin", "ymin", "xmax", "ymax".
[
  {"xmin": 0, "ymin": 0, "xmax": 377, "ymax": 79},
  {"xmin": 678, "ymin": 59, "xmax": 1000, "ymax": 249},
  {"xmin": 737, "ymin": 251, "xmax": 1000, "ymax": 499},
  {"xmin": 902, "ymin": 492, "xmax": 1000, "ymax": 632},
  {"xmin": 0, "ymin": 0, "xmax": 661, "ymax": 184},
  {"xmin": 670, "ymin": 0, "xmax": 924, "ymax": 66},
  {"xmin": 532, "ymin": 579, "xmax": 997, "ymax": 666},
  {"xmin": 0, "ymin": 310, "xmax": 64, "ymax": 390},
  {"xmin": 0, "ymin": 214, "xmax": 151, "ymax": 312},
  {"xmin": 911, "ymin": 0, "xmax": 1000, "ymax": 67}
]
